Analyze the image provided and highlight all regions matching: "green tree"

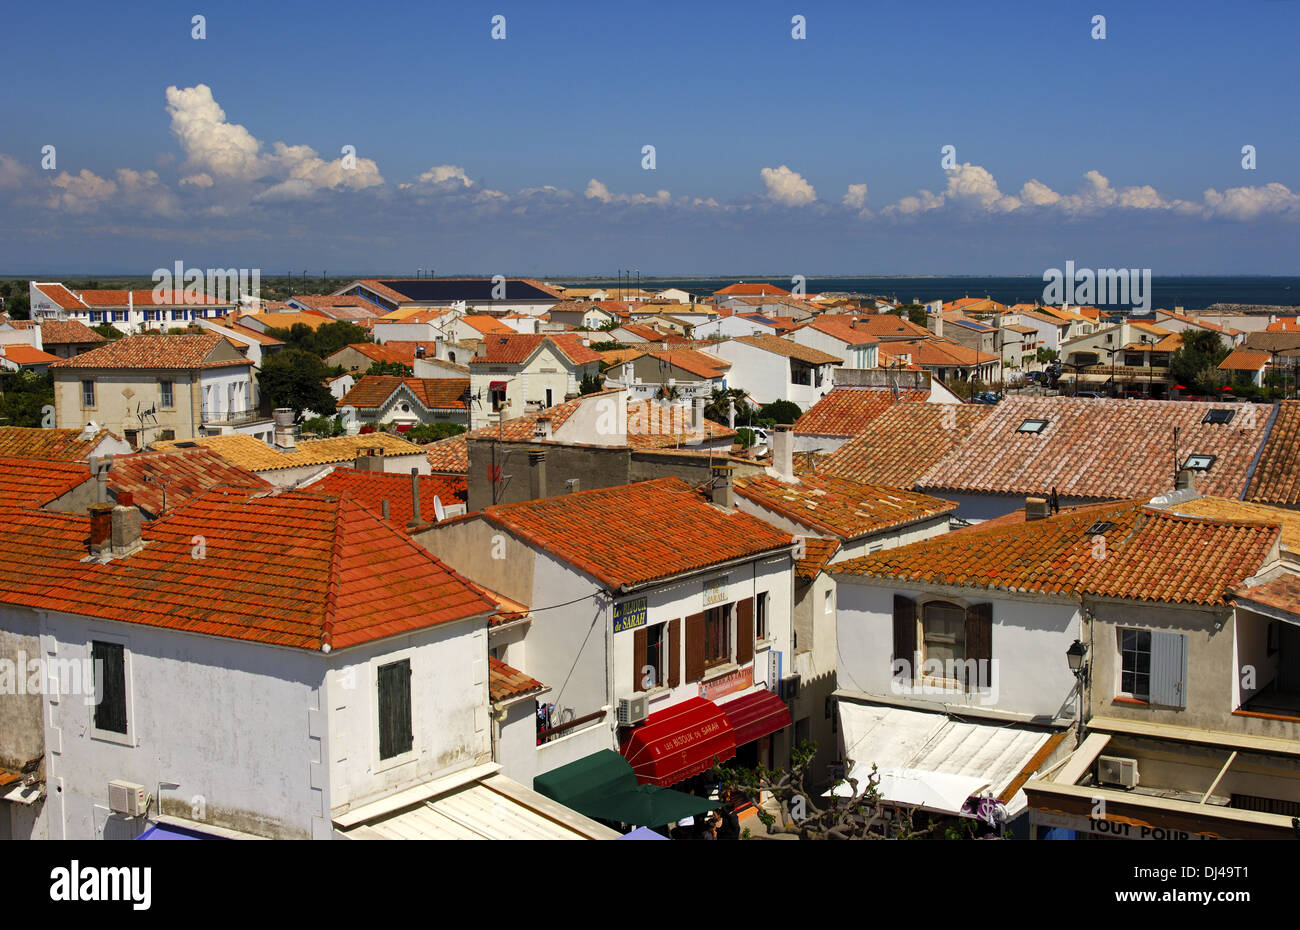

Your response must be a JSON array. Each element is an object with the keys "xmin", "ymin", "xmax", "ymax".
[
  {"xmin": 1168, "ymin": 330, "xmax": 1229, "ymax": 395},
  {"xmin": 735, "ymin": 427, "xmax": 757, "ymax": 449},
  {"xmin": 404, "ymin": 422, "xmax": 468, "ymax": 443},
  {"xmin": 704, "ymin": 387, "xmax": 753, "ymax": 426},
  {"xmin": 1036, "ymin": 347, "xmax": 1059, "ymax": 366},
  {"xmin": 0, "ymin": 371, "xmax": 54, "ymax": 427},
  {"xmin": 364, "ymin": 360, "xmax": 414, "ymax": 377},
  {"xmin": 302, "ymin": 415, "xmax": 344, "ymax": 437},
  {"xmin": 898, "ymin": 304, "xmax": 927, "ymax": 327},
  {"xmin": 258, "ymin": 348, "xmax": 337, "ymax": 416},
  {"xmin": 579, "ymin": 372, "xmax": 604, "ymax": 395},
  {"xmin": 92, "ymin": 323, "xmax": 122, "ymax": 340},
  {"xmin": 758, "ymin": 400, "xmax": 802, "ymax": 425}
]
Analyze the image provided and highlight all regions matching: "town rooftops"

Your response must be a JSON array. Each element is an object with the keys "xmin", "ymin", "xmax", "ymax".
[
  {"xmin": 339, "ymin": 376, "xmax": 470, "ymax": 411},
  {"xmin": 307, "ymin": 466, "xmax": 468, "ymax": 530},
  {"xmin": 818, "ymin": 403, "xmax": 994, "ymax": 488},
  {"xmin": 793, "ymin": 387, "xmax": 930, "ymax": 438},
  {"xmin": 351, "ymin": 278, "xmax": 565, "ymax": 304},
  {"xmin": 32, "ymin": 284, "xmax": 232, "ymax": 309},
  {"xmin": 1218, "ymin": 349, "xmax": 1271, "ymax": 372},
  {"xmin": 48, "ymin": 333, "xmax": 249, "ymax": 371},
  {"xmin": 0, "ymin": 458, "xmax": 91, "ymax": 507},
  {"xmin": 642, "ymin": 348, "xmax": 730, "ymax": 379},
  {"xmin": 733, "ymin": 474, "xmax": 956, "ymax": 541},
  {"xmin": 482, "ymin": 476, "xmax": 794, "ymax": 589},
  {"xmin": 916, "ymin": 397, "xmax": 1272, "ymax": 500},
  {"xmin": 153, "ymin": 432, "xmax": 428, "ymax": 472},
  {"xmin": 803, "ymin": 316, "xmax": 883, "ymax": 347},
  {"xmin": 39, "ymin": 319, "xmax": 106, "ymax": 346},
  {"xmin": 1245, "ymin": 400, "xmax": 1300, "ymax": 506},
  {"xmin": 730, "ymin": 335, "xmax": 841, "ymax": 365},
  {"xmin": 832, "ymin": 499, "xmax": 1279, "ymax": 608},
  {"xmin": 470, "ymin": 333, "xmax": 604, "ymax": 367},
  {"xmin": 840, "ymin": 315, "xmax": 932, "ymax": 340},
  {"xmin": 105, "ymin": 446, "xmax": 270, "ymax": 517},
  {"xmin": 0, "ymin": 426, "xmax": 123, "ymax": 462},
  {"xmin": 878, "ymin": 338, "xmax": 999, "ymax": 368},
  {"xmin": 714, "ymin": 282, "xmax": 792, "ymax": 297},
  {"xmin": 0, "ymin": 488, "xmax": 496, "ymax": 650},
  {"xmin": 794, "ymin": 536, "xmax": 841, "ymax": 581}
]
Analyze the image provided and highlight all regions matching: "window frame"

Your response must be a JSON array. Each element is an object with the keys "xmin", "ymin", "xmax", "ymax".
[
  {"xmin": 1117, "ymin": 627, "xmax": 1152, "ymax": 703},
  {"xmin": 160, "ymin": 380, "xmax": 174, "ymax": 408},
  {"xmin": 644, "ymin": 622, "xmax": 667, "ymax": 691},
  {"xmin": 375, "ymin": 656, "xmax": 416, "ymax": 768},
  {"xmin": 755, "ymin": 591, "xmax": 769, "ymax": 641},
  {"xmin": 704, "ymin": 604, "xmax": 732, "ymax": 669},
  {"xmin": 920, "ymin": 599, "xmax": 966, "ymax": 687},
  {"xmin": 89, "ymin": 635, "xmax": 134, "ymax": 746}
]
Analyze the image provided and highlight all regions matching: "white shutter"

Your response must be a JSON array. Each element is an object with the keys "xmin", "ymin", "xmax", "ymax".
[{"xmin": 1150, "ymin": 631, "xmax": 1187, "ymax": 707}]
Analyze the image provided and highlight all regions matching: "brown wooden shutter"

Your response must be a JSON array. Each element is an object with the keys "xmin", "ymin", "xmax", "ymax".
[
  {"xmin": 685, "ymin": 611, "xmax": 706, "ymax": 683},
  {"xmin": 964, "ymin": 602, "xmax": 993, "ymax": 689},
  {"xmin": 736, "ymin": 598, "xmax": 754, "ymax": 666},
  {"xmin": 893, "ymin": 595, "xmax": 916, "ymax": 680},
  {"xmin": 633, "ymin": 626, "xmax": 649, "ymax": 692},
  {"xmin": 668, "ymin": 618, "xmax": 681, "ymax": 687}
]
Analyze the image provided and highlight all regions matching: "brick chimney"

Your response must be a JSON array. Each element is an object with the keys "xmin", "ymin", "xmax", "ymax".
[
  {"xmin": 772, "ymin": 424, "xmax": 794, "ymax": 482},
  {"xmin": 110, "ymin": 493, "xmax": 143, "ymax": 556},
  {"xmin": 711, "ymin": 464, "xmax": 735, "ymax": 509},
  {"xmin": 89, "ymin": 503, "xmax": 114, "ymax": 556},
  {"xmin": 528, "ymin": 448, "xmax": 547, "ymax": 501},
  {"xmin": 355, "ymin": 447, "xmax": 385, "ymax": 472}
]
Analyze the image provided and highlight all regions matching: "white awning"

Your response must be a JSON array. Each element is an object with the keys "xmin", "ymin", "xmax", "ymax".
[{"xmin": 829, "ymin": 703, "xmax": 1056, "ymax": 819}]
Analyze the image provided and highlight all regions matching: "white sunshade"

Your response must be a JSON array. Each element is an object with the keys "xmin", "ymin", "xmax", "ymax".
[{"xmin": 828, "ymin": 703, "xmax": 1054, "ymax": 818}]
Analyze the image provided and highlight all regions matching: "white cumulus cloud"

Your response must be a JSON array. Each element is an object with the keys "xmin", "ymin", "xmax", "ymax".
[
  {"xmin": 761, "ymin": 165, "xmax": 816, "ymax": 206},
  {"xmin": 843, "ymin": 183, "xmax": 868, "ymax": 209}
]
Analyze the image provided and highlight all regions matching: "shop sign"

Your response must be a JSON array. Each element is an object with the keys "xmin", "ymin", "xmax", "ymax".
[
  {"xmin": 1029, "ymin": 809, "xmax": 1217, "ymax": 840},
  {"xmin": 704, "ymin": 576, "xmax": 728, "ymax": 607},
  {"xmin": 613, "ymin": 597, "xmax": 647, "ymax": 633},
  {"xmin": 700, "ymin": 665, "xmax": 752, "ymax": 701}
]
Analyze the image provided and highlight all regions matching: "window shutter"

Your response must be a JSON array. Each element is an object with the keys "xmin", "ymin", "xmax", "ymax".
[
  {"xmin": 668, "ymin": 618, "xmax": 681, "ymax": 688},
  {"xmin": 685, "ymin": 611, "xmax": 706, "ymax": 683},
  {"xmin": 892, "ymin": 595, "xmax": 916, "ymax": 679},
  {"xmin": 736, "ymin": 598, "xmax": 754, "ymax": 666},
  {"xmin": 1150, "ymin": 631, "xmax": 1187, "ymax": 707},
  {"xmin": 633, "ymin": 626, "xmax": 649, "ymax": 692},
  {"xmin": 92, "ymin": 641, "xmax": 127, "ymax": 734},
  {"xmin": 378, "ymin": 660, "xmax": 413, "ymax": 759},
  {"xmin": 964, "ymin": 602, "xmax": 993, "ymax": 689}
]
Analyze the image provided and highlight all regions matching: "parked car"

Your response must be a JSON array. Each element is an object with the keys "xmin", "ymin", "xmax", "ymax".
[{"xmin": 972, "ymin": 392, "xmax": 1003, "ymax": 405}]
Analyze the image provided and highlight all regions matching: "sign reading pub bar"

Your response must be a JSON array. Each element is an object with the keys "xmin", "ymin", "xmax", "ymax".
[{"xmin": 613, "ymin": 597, "xmax": 647, "ymax": 633}]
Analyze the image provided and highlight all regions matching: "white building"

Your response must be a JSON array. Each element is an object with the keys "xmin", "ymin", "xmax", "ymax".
[{"xmin": 710, "ymin": 335, "xmax": 840, "ymax": 407}]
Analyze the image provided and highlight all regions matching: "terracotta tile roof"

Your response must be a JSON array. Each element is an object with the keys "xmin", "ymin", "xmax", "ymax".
[
  {"xmin": 308, "ymin": 466, "xmax": 468, "ymax": 530},
  {"xmin": 458, "ymin": 315, "xmax": 516, "ymax": 335},
  {"xmin": 79, "ymin": 289, "xmax": 231, "ymax": 307},
  {"xmin": 153, "ymin": 432, "xmax": 428, "ymax": 472},
  {"xmin": 1165, "ymin": 497, "xmax": 1300, "ymax": 553},
  {"xmin": 0, "ymin": 458, "xmax": 91, "ymax": 507},
  {"xmin": 598, "ymin": 348, "xmax": 647, "ymax": 367},
  {"xmin": 617, "ymin": 323, "xmax": 688, "ymax": 344},
  {"xmin": 880, "ymin": 338, "xmax": 999, "ymax": 368},
  {"xmin": 1122, "ymin": 332, "xmax": 1183, "ymax": 352},
  {"xmin": 39, "ymin": 319, "xmax": 106, "ymax": 345},
  {"xmin": 818, "ymin": 404, "xmax": 993, "ymax": 487},
  {"xmin": 624, "ymin": 399, "xmax": 736, "ymax": 448},
  {"xmin": 794, "ymin": 536, "xmax": 840, "ymax": 581},
  {"xmin": 1265, "ymin": 317, "xmax": 1300, "ymax": 333},
  {"xmin": 1159, "ymin": 310, "xmax": 1241, "ymax": 336},
  {"xmin": 211, "ymin": 316, "xmax": 286, "ymax": 346},
  {"xmin": 426, "ymin": 436, "xmax": 469, "ymax": 474},
  {"xmin": 804, "ymin": 317, "xmax": 882, "ymax": 347},
  {"xmin": 48, "ymin": 334, "xmax": 249, "ymax": 371},
  {"xmin": 918, "ymin": 397, "xmax": 1271, "ymax": 500},
  {"xmin": 0, "ymin": 489, "xmax": 496, "ymax": 649},
  {"xmin": 1218, "ymin": 349, "xmax": 1271, "ymax": 372},
  {"xmin": 732, "ymin": 335, "xmax": 841, "ymax": 365},
  {"xmin": 644, "ymin": 348, "xmax": 730, "ymax": 379},
  {"xmin": 0, "ymin": 345, "xmax": 61, "ymax": 366},
  {"xmin": 483, "ymin": 477, "xmax": 794, "ymax": 589},
  {"xmin": 105, "ymin": 447, "xmax": 270, "ymax": 517},
  {"xmin": 469, "ymin": 334, "xmax": 603, "ymax": 367},
  {"xmin": 32, "ymin": 283, "xmax": 88, "ymax": 310},
  {"xmin": 1234, "ymin": 574, "xmax": 1300, "ymax": 617},
  {"xmin": 339, "ymin": 376, "xmax": 470, "ymax": 411},
  {"xmin": 253, "ymin": 312, "xmax": 331, "ymax": 331},
  {"xmin": 838, "ymin": 315, "xmax": 932, "ymax": 340},
  {"xmin": 714, "ymin": 282, "xmax": 792, "ymax": 297},
  {"xmin": 734, "ymin": 474, "xmax": 956, "ymax": 540},
  {"xmin": 944, "ymin": 297, "xmax": 1007, "ymax": 314},
  {"xmin": 794, "ymin": 388, "xmax": 930, "ymax": 437},
  {"xmin": 289, "ymin": 295, "xmax": 382, "ymax": 319},
  {"xmin": 488, "ymin": 657, "xmax": 546, "ymax": 702},
  {"xmin": 833, "ymin": 500, "xmax": 1279, "ymax": 607},
  {"xmin": 0, "ymin": 426, "xmax": 120, "ymax": 462},
  {"xmin": 353, "ymin": 280, "xmax": 416, "ymax": 305},
  {"xmin": 1245, "ymin": 401, "xmax": 1300, "ymax": 506}
]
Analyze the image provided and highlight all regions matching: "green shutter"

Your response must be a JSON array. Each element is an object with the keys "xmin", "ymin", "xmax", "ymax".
[
  {"xmin": 92, "ymin": 641, "xmax": 127, "ymax": 734},
  {"xmin": 378, "ymin": 660, "xmax": 413, "ymax": 759}
]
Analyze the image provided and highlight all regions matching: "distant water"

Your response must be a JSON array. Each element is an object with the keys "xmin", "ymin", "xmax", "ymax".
[{"xmin": 571, "ymin": 276, "xmax": 1300, "ymax": 313}]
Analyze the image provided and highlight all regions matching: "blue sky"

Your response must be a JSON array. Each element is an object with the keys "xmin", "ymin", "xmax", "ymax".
[{"xmin": 2, "ymin": 0, "xmax": 1297, "ymax": 275}]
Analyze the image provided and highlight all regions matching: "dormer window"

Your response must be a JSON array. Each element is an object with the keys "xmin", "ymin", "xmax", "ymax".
[
  {"xmin": 1184, "ymin": 454, "xmax": 1215, "ymax": 471},
  {"xmin": 1018, "ymin": 419, "xmax": 1048, "ymax": 434}
]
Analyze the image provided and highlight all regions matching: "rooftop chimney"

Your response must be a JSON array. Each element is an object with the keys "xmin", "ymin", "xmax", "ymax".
[
  {"xmin": 528, "ymin": 448, "xmax": 547, "ymax": 501},
  {"xmin": 110, "ymin": 494, "xmax": 143, "ymax": 556},
  {"xmin": 772, "ymin": 424, "xmax": 794, "ymax": 482},
  {"xmin": 1175, "ymin": 469, "xmax": 1196, "ymax": 492},
  {"xmin": 88, "ymin": 454, "xmax": 113, "ymax": 503},
  {"xmin": 535, "ymin": 416, "xmax": 553, "ymax": 440},
  {"xmin": 89, "ymin": 503, "xmax": 114, "ymax": 556},
  {"xmin": 711, "ymin": 464, "xmax": 735, "ymax": 509},
  {"xmin": 273, "ymin": 408, "xmax": 296, "ymax": 451},
  {"xmin": 381, "ymin": 499, "xmax": 390, "ymax": 521},
  {"xmin": 407, "ymin": 468, "xmax": 422, "ymax": 531},
  {"xmin": 1025, "ymin": 496, "xmax": 1051, "ymax": 521}
]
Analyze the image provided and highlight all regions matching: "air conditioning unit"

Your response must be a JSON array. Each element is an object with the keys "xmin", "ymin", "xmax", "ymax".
[
  {"xmin": 108, "ymin": 780, "xmax": 148, "ymax": 817},
  {"xmin": 617, "ymin": 694, "xmax": 649, "ymax": 726},
  {"xmin": 1097, "ymin": 755, "xmax": 1140, "ymax": 790},
  {"xmin": 779, "ymin": 675, "xmax": 802, "ymax": 701}
]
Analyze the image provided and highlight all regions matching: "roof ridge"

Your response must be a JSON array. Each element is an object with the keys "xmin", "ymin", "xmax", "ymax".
[{"xmin": 321, "ymin": 496, "xmax": 348, "ymax": 652}]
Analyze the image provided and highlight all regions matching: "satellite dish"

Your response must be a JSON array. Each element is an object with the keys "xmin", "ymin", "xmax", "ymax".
[{"xmin": 433, "ymin": 495, "xmax": 446, "ymax": 522}]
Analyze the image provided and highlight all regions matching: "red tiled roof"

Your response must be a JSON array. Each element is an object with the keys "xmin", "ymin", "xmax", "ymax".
[
  {"xmin": 105, "ymin": 447, "xmax": 270, "ymax": 517},
  {"xmin": 458, "ymin": 315, "xmax": 516, "ymax": 335},
  {"xmin": 0, "ymin": 458, "xmax": 91, "ymax": 507},
  {"xmin": 617, "ymin": 323, "xmax": 689, "ymax": 344},
  {"xmin": 804, "ymin": 317, "xmax": 882, "ymax": 347},
  {"xmin": 426, "ymin": 436, "xmax": 469, "ymax": 474},
  {"xmin": 48, "ymin": 334, "xmax": 250, "ymax": 371},
  {"xmin": 32, "ymin": 283, "xmax": 88, "ymax": 310},
  {"xmin": 731, "ymin": 335, "xmax": 841, "ymax": 364},
  {"xmin": 1246, "ymin": 401, "xmax": 1300, "ymax": 506},
  {"xmin": 338, "ymin": 376, "xmax": 470, "ymax": 411},
  {"xmin": 1, "ymin": 345, "xmax": 61, "ymax": 366},
  {"xmin": 880, "ymin": 338, "xmax": 999, "ymax": 368},
  {"xmin": 0, "ymin": 489, "xmax": 496, "ymax": 649},
  {"xmin": 793, "ymin": 388, "xmax": 930, "ymax": 437},
  {"xmin": 818, "ymin": 404, "xmax": 993, "ymax": 487},
  {"xmin": 0, "ymin": 426, "xmax": 120, "ymax": 462},
  {"xmin": 734, "ymin": 474, "xmax": 955, "ymax": 540},
  {"xmin": 79, "ymin": 289, "xmax": 231, "ymax": 307},
  {"xmin": 837, "ymin": 315, "xmax": 932, "ymax": 340},
  {"xmin": 833, "ymin": 500, "xmax": 1279, "ymax": 607},
  {"xmin": 714, "ymin": 282, "xmax": 792, "ymax": 297},
  {"xmin": 483, "ymin": 477, "xmax": 794, "ymax": 588},
  {"xmin": 794, "ymin": 536, "xmax": 840, "ymax": 581},
  {"xmin": 644, "ymin": 348, "xmax": 730, "ymax": 379},
  {"xmin": 308, "ymin": 466, "xmax": 467, "ymax": 530},
  {"xmin": 917, "ymin": 397, "xmax": 1272, "ymax": 500},
  {"xmin": 1235, "ymin": 574, "xmax": 1300, "ymax": 617},
  {"xmin": 327, "ymin": 341, "xmax": 451, "ymax": 369},
  {"xmin": 469, "ymin": 334, "xmax": 603, "ymax": 367},
  {"xmin": 1265, "ymin": 317, "xmax": 1300, "ymax": 333},
  {"xmin": 39, "ymin": 319, "xmax": 106, "ymax": 345},
  {"xmin": 488, "ymin": 657, "xmax": 546, "ymax": 702},
  {"xmin": 1218, "ymin": 349, "xmax": 1270, "ymax": 372}
]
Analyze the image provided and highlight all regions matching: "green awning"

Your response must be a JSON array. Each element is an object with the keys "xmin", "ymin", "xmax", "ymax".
[{"xmin": 534, "ymin": 750, "xmax": 718, "ymax": 827}]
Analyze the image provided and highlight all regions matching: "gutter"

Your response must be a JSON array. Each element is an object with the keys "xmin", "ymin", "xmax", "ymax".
[{"xmin": 1239, "ymin": 400, "xmax": 1280, "ymax": 500}]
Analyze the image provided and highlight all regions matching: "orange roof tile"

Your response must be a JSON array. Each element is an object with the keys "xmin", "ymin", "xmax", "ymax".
[
  {"xmin": 734, "ymin": 474, "xmax": 955, "ymax": 540},
  {"xmin": 837, "ymin": 315, "xmax": 932, "ymax": 340},
  {"xmin": 1218, "ymin": 349, "xmax": 1271, "ymax": 372},
  {"xmin": 105, "ymin": 447, "xmax": 270, "ymax": 517},
  {"xmin": 732, "ymin": 335, "xmax": 841, "ymax": 365},
  {"xmin": 39, "ymin": 319, "xmax": 106, "ymax": 345},
  {"xmin": 483, "ymin": 477, "xmax": 793, "ymax": 589},
  {"xmin": 488, "ymin": 657, "xmax": 546, "ymax": 702},
  {"xmin": 469, "ymin": 334, "xmax": 603, "ymax": 367},
  {"xmin": 426, "ymin": 435, "xmax": 470, "ymax": 474},
  {"xmin": 714, "ymin": 282, "xmax": 792, "ymax": 297},
  {"xmin": 880, "ymin": 338, "xmax": 999, "ymax": 368},
  {"xmin": 339, "ymin": 376, "xmax": 470, "ymax": 411},
  {"xmin": 794, "ymin": 388, "xmax": 930, "ymax": 437},
  {"xmin": 818, "ymin": 404, "xmax": 993, "ymax": 487},
  {"xmin": 0, "ymin": 426, "xmax": 120, "ymax": 462},
  {"xmin": 48, "ymin": 334, "xmax": 249, "ymax": 371},
  {"xmin": 804, "ymin": 317, "xmax": 882, "ymax": 347},
  {"xmin": 833, "ymin": 500, "xmax": 1278, "ymax": 607},
  {"xmin": 1245, "ymin": 401, "xmax": 1300, "ymax": 506},
  {"xmin": 0, "ymin": 458, "xmax": 91, "ymax": 507},
  {"xmin": 458, "ymin": 315, "xmax": 516, "ymax": 335},
  {"xmin": 1235, "ymin": 574, "xmax": 1300, "ymax": 617},
  {"xmin": 308, "ymin": 467, "xmax": 467, "ymax": 530},
  {"xmin": 644, "ymin": 348, "xmax": 730, "ymax": 379},
  {"xmin": 0, "ymin": 345, "xmax": 61, "ymax": 366},
  {"xmin": 794, "ymin": 536, "xmax": 840, "ymax": 581}
]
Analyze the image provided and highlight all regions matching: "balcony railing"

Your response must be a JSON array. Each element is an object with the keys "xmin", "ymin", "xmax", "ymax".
[{"xmin": 201, "ymin": 406, "xmax": 269, "ymax": 426}]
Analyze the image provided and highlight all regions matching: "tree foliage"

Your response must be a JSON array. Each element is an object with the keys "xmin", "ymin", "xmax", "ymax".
[
  {"xmin": 704, "ymin": 387, "xmax": 752, "ymax": 426},
  {"xmin": 1168, "ymin": 330, "xmax": 1229, "ymax": 395},
  {"xmin": 579, "ymin": 372, "xmax": 604, "ymax": 395},
  {"xmin": 265, "ymin": 321, "xmax": 371, "ymax": 358},
  {"xmin": 0, "ymin": 371, "xmax": 54, "ymax": 427},
  {"xmin": 403, "ymin": 421, "xmax": 467, "ymax": 444},
  {"xmin": 258, "ymin": 348, "xmax": 337, "ymax": 416},
  {"xmin": 365, "ymin": 360, "xmax": 414, "ymax": 377},
  {"xmin": 758, "ymin": 400, "xmax": 802, "ymax": 424}
]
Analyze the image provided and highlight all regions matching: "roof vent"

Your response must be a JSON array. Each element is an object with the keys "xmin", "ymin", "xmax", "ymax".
[
  {"xmin": 1084, "ymin": 521, "xmax": 1115, "ymax": 536},
  {"xmin": 1202, "ymin": 409, "xmax": 1234, "ymax": 425}
]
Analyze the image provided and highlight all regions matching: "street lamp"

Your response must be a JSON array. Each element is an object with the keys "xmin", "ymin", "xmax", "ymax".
[{"xmin": 1066, "ymin": 639, "xmax": 1088, "ymax": 747}]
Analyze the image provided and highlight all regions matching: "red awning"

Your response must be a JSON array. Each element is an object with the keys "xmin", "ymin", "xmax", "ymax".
[
  {"xmin": 720, "ymin": 689, "xmax": 791, "ymax": 746},
  {"xmin": 620, "ymin": 696, "xmax": 736, "ymax": 787},
  {"xmin": 489, "ymin": 380, "xmax": 507, "ymax": 390}
]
